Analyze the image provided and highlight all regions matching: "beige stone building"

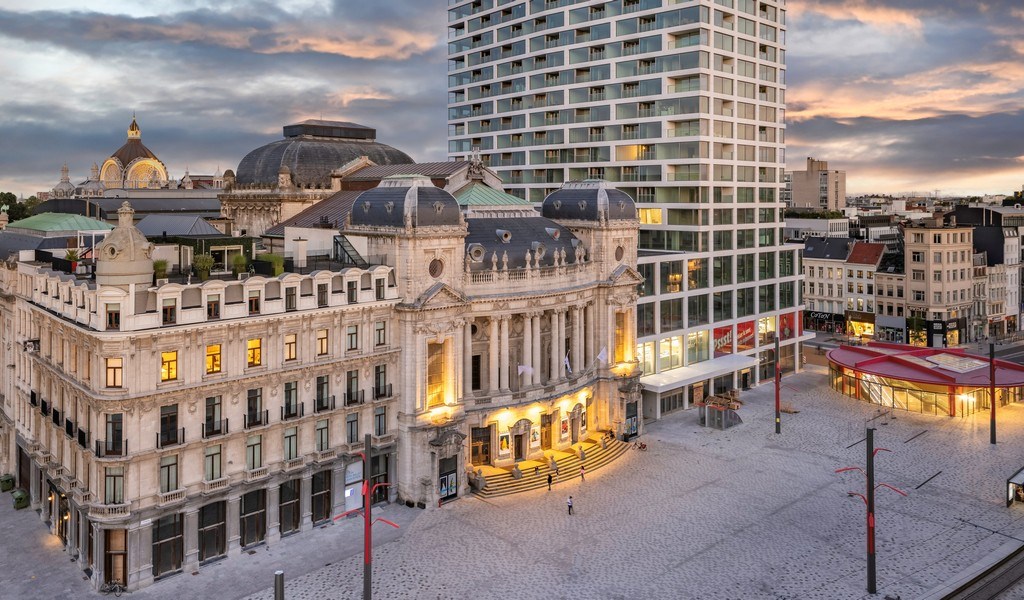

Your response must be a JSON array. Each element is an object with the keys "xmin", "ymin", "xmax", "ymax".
[
  {"xmin": 904, "ymin": 218, "xmax": 974, "ymax": 346},
  {"xmin": 0, "ymin": 173, "xmax": 640, "ymax": 591},
  {"xmin": 784, "ymin": 157, "xmax": 846, "ymax": 212}
]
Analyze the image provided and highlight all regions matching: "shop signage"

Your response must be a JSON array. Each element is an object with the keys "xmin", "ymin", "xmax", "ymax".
[
  {"xmin": 779, "ymin": 312, "xmax": 795, "ymax": 340},
  {"xmin": 809, "ymin": 311, "xmax": 845, "ymax": 322},
  {"xmin": 714, "ymin": 326, "xmax": 733, "ymax": 356},
  {"xmin": 737, "ymin": 320, "xmax": 756, "ymax": 350}
]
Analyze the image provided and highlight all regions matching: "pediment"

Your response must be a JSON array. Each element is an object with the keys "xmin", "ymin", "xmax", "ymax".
[
  {"xmin": 609, "ymin": 263, "xmax": 644, "ymax": 285},
  {"xmin": 412, "ymin": 282, "xmax": 468, "ymax": 309}
]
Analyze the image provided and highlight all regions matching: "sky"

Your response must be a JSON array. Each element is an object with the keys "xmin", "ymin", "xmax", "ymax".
[{"xmin": 0, "ymin": 0, "xmax": 1022, "ymax": 199}]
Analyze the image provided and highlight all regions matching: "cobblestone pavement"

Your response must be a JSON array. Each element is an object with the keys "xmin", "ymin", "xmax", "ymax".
[
  {"xmin": 9, "ymin": 365, "xmax": 1024, "ymax": 599},
  {"xmin": 244, "ymin": 366, "xmax": 1024, "ymax": 600}
]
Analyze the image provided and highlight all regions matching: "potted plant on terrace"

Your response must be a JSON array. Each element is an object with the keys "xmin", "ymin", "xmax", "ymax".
[
  {"xmin": 64, "ymin": 248, "xmax": 79, "ymax": 273},
  {"xmin": 193, "ymin": 254, "xmax": 214, "ymax": 281},
  {"xmin": 232, "ymin": 253, "xmax": 248, "ymax": 276},
  {"xmin": 153, "ymin": 259, "xmax": 168, "ymax": 280}
]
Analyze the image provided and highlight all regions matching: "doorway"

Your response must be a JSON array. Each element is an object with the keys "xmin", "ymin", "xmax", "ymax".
[
  {"xmin": 570, "ymin": 403, "xmax": 583, "ymax": 444},
  {"xmin": 513, "ymin": 434, "xmax": 526, "ymax": 461},
  {"xmin": 470, "ymin": 426, "xmax": 491, "ymax": 466},
  {"xmin": 540, "ymin": 414, "xmax": 552, "ymax": 450},
  {"xmin": 740, "ymin": 369, "xmax": 751, "ymax": 389}
]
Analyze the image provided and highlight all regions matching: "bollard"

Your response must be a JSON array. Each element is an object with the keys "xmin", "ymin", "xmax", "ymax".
[{"xmin": 274, "ymin": 570, "xmax": 284, "ymax": 600}]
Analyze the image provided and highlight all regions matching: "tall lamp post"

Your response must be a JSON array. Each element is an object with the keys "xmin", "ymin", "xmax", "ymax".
[
  {"xmin": 990, "ymin": 342, "xmax": 997, "ymax": 445},
  {"xmin": 774, "ymin": 334, "xmax": 781, "ymax": 434},
  {"xmin": 334, "ymin": 433, "xmax": 399, "ymax": 600},
  {"xmin": 836, "ymin": 427, "xmax": 906, "ymax": 594}
]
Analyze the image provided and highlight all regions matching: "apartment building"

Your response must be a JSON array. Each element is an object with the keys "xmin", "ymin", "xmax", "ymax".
[
  {"xmin": 447, "ymin": 0, "xmax": 806, "ymax": 418},
  {"xmin": 801, "ymin": 237, "xmax": 853, "ymax": 334},
  {"xmin": 903, "ymin": 218, "xmax": 974, "ymax": 347},
  {"xmin": 843, "ymin": 242, "xmax": 885, "ymax": 339},
  {"xmin": 783, "ymin": 156, "xmax": 846, "ymax": 212}
]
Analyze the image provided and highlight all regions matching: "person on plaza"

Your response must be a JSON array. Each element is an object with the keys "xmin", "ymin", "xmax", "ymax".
[
  {"xmin": 580, "ymin": 465, "xmax": 585, "ymax": 482},
  {"xmin": 567, "ymin": 495, "xmax": 573, "ymax": 515},
  {"xmin": 547, "ymin": 473, "xmax": 553, "ymax": 491},
  {"xmin": 534, "ymin": 465, "xmax": 540, "ymax": 477}
]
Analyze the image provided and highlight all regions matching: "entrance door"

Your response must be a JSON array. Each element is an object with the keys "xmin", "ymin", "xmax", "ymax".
[
  {"xmin": 513, "ymin": 434, "xmax": 526, "ymax": 461},
  {"xmin": 470, "ymin": 427, "xmax": 491, "ymax": 466},
  {"xmin": 740, "ymin": 369, "xmax": 751, "ymax": 389},
  {"xmin": 540, "ymin": 414, "xmax": 552, "ymax": 450},
  {"xmin": 56, "ymin": 493, "xmax": 69, "ymax": 544},
  {"xmin": 438, "ymin": 456, "xmax": 458, "ymax": 502},
  {"xmin": 932, "ymin": 333, "xmax": 944, "ymax": 347},
  {"xmin": 570, "ymin": 417, "xmax": 579, "ymax": 444}
]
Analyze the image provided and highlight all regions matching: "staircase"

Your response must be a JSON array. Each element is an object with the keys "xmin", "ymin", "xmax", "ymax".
[{"xmin": 472, "ymin": 436, "xmax": 631, "ymax": 499}]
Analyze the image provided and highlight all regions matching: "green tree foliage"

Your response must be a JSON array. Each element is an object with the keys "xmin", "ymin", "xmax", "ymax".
[{"xmin": 0, "ymin": 192, "xmax": 40, "ymax": 222}]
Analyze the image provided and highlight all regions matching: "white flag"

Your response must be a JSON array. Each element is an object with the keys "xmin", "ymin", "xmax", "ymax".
[
  {"xmin": 517, "ymin": 365, "xmax": 534, "ymax": 376},
  {"xmin": 563, "ymin": 354, "xmax": 572, "ymax": 375},
  {"xmin": 596, "ymin": 347, "xmax": 608, "ymax": 364}
]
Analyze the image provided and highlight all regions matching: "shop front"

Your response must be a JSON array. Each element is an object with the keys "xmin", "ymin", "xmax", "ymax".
[
  {"xmin": 846, "ymin": 310, "xmax": 875, "ymax": 339},
  {"xmin": 875, "ymin": 315, "xmax": 906, "ymax": 344},
  {"xmin": 805, "ymin": 311, "xmax": 846, "ymax": 334},
  {"xmin": 925, "ymin": 317, "xmax": 966, "ymax": 348}
]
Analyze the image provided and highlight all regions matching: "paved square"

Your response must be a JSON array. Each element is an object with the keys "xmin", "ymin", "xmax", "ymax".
[{"xmin": 7, "ymin": 365, "xmax": 1024, "ymax": 599}]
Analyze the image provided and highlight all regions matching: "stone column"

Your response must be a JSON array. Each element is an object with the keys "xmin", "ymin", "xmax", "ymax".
[
  {"xmin": 557, "ymin": 310, "xmax": 567, "ymax": 379},
  {"xmin": 131, "ymin": 521, "xmax": 153, "ymax": 589},
  {"xmin": 183, "ymin": 507, "xmax": 200, "ymax": 573},
  {"xmin": 488, "ymin": 318, "xmax": 499, "ymax": 393},
  {"xmin": 463, "ymin": 320, "xmax": 474, "ymax": 397},
  {"xmin": 67, "ymin": 504, "xmax": 79, "ymax": 557},
  {"xmin": 572, "ymin": 305, "xmax": 583, "ymax": 374},
  {"xmin": 226, "ymin": 495, "xmax": 241, "ymax": 558},
  {"xmin": 499, "ymin": 316, "xmax": 510, "ymax": 391},
  {"xmin": 93, "ymin": 523, "xmax": 106, "ymax": 586},
  {"xmin": 531, "ymin": 315, "xmax": 542, "ymax": 386},
  {"xmin": 30, "ymin": 463, "xmax": 41, "ymax": 510},
  {"xmin": 549, "ymin": 311, "xmax": 559, "ymax": 383},
  {"xmin": 300, "ymin": 472, "xmax": 313, "ymax": 531},
  {"xmin": 266, "ymin": 483, "xmax": 282, "ymax": 543},
  {"xmin": 585, "ymin": 303, "xmax": 595, "ymax": 366},
  {"xmin": 331, "ymin": 463, "xmax": 347, "ymax": 517},
  {"xmin": 522, "ymin": 315, "xmax": 532, "ymax": 388}
]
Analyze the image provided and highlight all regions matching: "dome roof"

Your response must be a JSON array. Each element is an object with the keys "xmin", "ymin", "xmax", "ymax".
[
  {"xmin": 541, "ymin": 180, "xmax": 637, "ymax": 222},
  {"xmin": 464, "ymin": 216, "xmax": 582, "ymax": 271},
  {"xmin": 235, "ymin": 120, "xmax": 414, "ymax": 187},
  {"xmin": 349, "ymin": 176, "xmax": 461, "ymax": 229},
  {"xmin": 109, "ymin": 138, "xmax": 159, "ymax": 167}
]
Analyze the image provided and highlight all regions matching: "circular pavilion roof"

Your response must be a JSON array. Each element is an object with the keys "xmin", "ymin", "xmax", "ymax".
[{"xmin": 827, "ymin": 342, "xmax": 1024, "ymax": 387}]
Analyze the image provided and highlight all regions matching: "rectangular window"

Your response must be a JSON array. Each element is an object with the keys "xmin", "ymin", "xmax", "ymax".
[
  {"xmin": 159, "ymin": 405, "xmax": 179, "ymax": 447},
  {"xmin": 205, "ymin": 344, "xmax": 221, "ymax": 374},
  {"xmin": 347, "ymin": 325, "xmax": 359, "ymax": 351},
  {"xmin": 347, "ymin": 281, "xmax": 357, "ymax": 303},
  {"xmin": 615, "ymin": 311, "xmax": 627, "ymax": 363},
  {"xmin": 106, "ymin": 357, "xmax": 123, "ymax": 388},
  {"xmin": 198, "ymin": 501, "xmax": 226, "ymax": 562},
  {"xmin": 375, "ymin": 278, "xmax": 385, "ymax": 300},
  {"xmin": 247, "ymin": 338, "xmax": 262, "ymax": 367},
  {"xmin": 284, "ymin": 333, "xmax": 297, "ymax": 361},
  {"xmin": 427, "ymin": 342, "xmax": 446, "ymax": 407},
  {"xmin": 317, "ymin": 284, "xmax": 329, "ymax": 307},
  {"xmin": 316, "ymin": 419, "xmax": 329, "ymax": 452},
  {"xmin": 374, "ymin": 365, "xmax": 388, "ymax": 398},
  {"xmin": 246, "ymin": 435, "xmax": 263, "ymax": 470},
  {"xmin": 152, "ymin": 514, "xmax": 184, "ymax": 578},
  {"xmin": 246, "ymin": 388, "xmax": 263, "ymax": 428},
  {"xmin": 283, "ymin": 427, "xmax": 298, "ymax": 461},
  {"xmin": 279, "ymin": 479, "xmax": 301, "ymax": 535},
  {"xmin": 159, "ymin": 455, "xmax": 178, "ymax": 494},
  {"xmin": 204, "ymin": 396, "xmax": 224, "ymax": 437},
  {"xmin": 316, "ymin": 329, "xmax": 329, "ymax": 356},
  {"xmin": 105, "ymin": 304, "xmax": 121, "ymax": 330},
  {"xmin": 206, "ymin": 294, "xmax": 220, "ymax": 319},
  {"xmin": 284, "ymin": 382, "xmax": 298, "ymax": 418},
  {"xmin": 347, "ymin": 413, "xmax": 359, "ymax": 444},
  {"xmin": 316, "ymin": 375, "xmax": 330, "ymax": 406},
  {"xmin": 471, "ymin": 355, "xmax": 482, "ymax": 390},
  {"xmin": 161, "ymin": 299, "xmax": 177, "ymax": 325},
  {"xmin": 248, "ymin": 291, "xmax": 260, "ymax": 315},
  {"xmin": 157, "ymin": 351, "xmax": 178, "ymax": 382},
  {"xmin": 374, "ymin": 322, "xmax": 387, "ymax": 346},
  {"xmin": 105, "ymin": 466, "xmax": 124, "ymax": 504},
  {"xmin": 374, "ymin": 406, "xmax": 386, "ymax": 437},
  {"xmin": 285, "ymin": 287, "xmax": 296, "ymax": 311},
  {"xmin": 240, "ymin": 489, "xmax": 266, "ymax": 548},
  {"xmin": 204, "ymin": 445, "xmax": 222, "ymax": 481},
  {"xmin": 312, "ymin": 470, "xmax": 332, "ymax": 524}
]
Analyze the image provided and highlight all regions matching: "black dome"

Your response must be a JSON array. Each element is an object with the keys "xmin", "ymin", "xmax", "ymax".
[
  {"xmin": 350, "ymin": 177, "xmax": 462, "ymax": 228},
  {"xmin": 236, "ymin": 121, "xmax": 414, "ymax": 187},
  {"xmin": 541, "ymin": 180, "xmax": 637, "ymax": 222}
]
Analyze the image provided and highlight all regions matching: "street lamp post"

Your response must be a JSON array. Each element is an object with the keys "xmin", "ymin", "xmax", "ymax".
[
  {"xmin": 334, "ymin": 433, "xmax": 400, "ymax": 600},
  {"xmin": 774, "ymin": 335, "xmax": 781, "ymax": 434},
  {"xmin": 990, "ymin": 342, "xmax": 997, "ymax": 445}
]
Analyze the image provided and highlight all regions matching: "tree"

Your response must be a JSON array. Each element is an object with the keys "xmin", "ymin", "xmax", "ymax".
[{"xmin": 0, "ymin": 192, "xmax": 40, "ymax": 222}]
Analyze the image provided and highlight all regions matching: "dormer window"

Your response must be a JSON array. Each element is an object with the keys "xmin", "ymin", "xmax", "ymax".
[
  {"xmin": 248, "ymin": 290, "xmax": 261, "ymax": 315},
  {"xmin": 206, "ymin": 294, "xmax": 221, "ymax": 319},
  {"xmin": 161, "ymin": 299, "xmax": 177, "ymax": 325}
]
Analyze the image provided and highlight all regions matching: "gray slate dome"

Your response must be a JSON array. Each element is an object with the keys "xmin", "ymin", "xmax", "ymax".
[
  {"xmin": 541, "ymin": 180, "xmax": 637, "ymax": 222},
  {"xmin": 464, "ymin": 216, "xmax": 581, "ymax": 271},
  {"xmin": 350, "ymin": 175, "xmax": 461, "ymax": 228},
  {"xmin": 235, "ymin": 120, "xmax": 414, "ymax": 187}
]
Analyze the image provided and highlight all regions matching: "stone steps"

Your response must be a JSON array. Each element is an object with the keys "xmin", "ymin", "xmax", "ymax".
[{"xmin": 473, "ymin": 437, "xmax": 630, "ymax": 499}]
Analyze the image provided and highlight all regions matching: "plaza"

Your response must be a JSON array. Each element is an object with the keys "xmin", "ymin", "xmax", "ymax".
[{"xmin": 6, "ymin": 364, "xmax": 1024, "ymax": 599}]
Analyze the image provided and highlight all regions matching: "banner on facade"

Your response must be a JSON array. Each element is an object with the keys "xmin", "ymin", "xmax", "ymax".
[
  {"xmin": 737, "ymin": 320, "xmax": 756, "ymax": 351},
  {"xmin": 714, "ymin": 326, "xmax": 734, "ymax": 357},
  {"xmin": 780, "ymin": 313, "xmax": 795, "ymax": 340}
]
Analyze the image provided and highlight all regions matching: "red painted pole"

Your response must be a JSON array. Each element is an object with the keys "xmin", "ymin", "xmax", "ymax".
[
  {"xmin": 866, "ymin": 427, "xmax": 876, "ymax": 594},
  {"xmin": 363, "ymin": 432, "xmax": 372, "ymax": 600},
  {"xmin": 990, "ymin": 342, "xmax": 997, "ymax": 445}
]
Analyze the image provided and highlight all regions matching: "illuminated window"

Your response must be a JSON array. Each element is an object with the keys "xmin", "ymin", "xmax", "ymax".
[
  {"xmin": 161, "ymin": 351, "xmax": 178, "ymax": 382},
  {"xmin": 284, "ymin": 334, "xmax": 297, "ymax": 361},
  {"xmin": 638, "ymin": 208, "xmax": 662, "ymax": 224},
  {"xmin": 206, "ymin": 344, "xmax": 221, "ymax": 374},
  {"xmin": 614, "ymin": 312, "xmax": 627, "ymax": 363},
  {"xmin": 247, "ymin": 338, "xmax": 262, "ymax": 367},
  {"xmin": 316, "ymin": 329, "xmax": 329, "ymax": 356},
  {"xmin": 427, "ymin": 341, "xmax": 447, "ymax": 408},
  {"xmin": 106, "ymin": 357, "xmax": 123, "ymax": 388}
]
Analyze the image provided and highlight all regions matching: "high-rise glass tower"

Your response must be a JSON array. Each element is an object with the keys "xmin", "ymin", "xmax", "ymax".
[{"xmin": 447, "ymin": 0, "xmax": 806, "ymax": 420}]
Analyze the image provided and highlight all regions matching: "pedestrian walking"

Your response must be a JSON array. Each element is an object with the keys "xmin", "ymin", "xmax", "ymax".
[
  {"xmin": 580, "ymin": 465, "xmax": 585, "ymax": 481},
  {"xmin": 567, "ymin": 495, "xmax": 573, "ymax": 515},
  {"xmin": 534, "ymin": 466, "xmax": 540, "ymax": 477},
  {"xmin": 547, "ymin": 473, "xmax": 553, "ymax": 491}
]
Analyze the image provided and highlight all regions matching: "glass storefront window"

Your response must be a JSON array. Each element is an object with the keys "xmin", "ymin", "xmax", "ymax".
[{"xmin": 658, "ymin": 336, "xmax": 683, "ymax": 371}]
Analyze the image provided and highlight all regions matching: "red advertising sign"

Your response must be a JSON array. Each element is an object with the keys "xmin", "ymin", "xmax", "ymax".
[
  {"xmin": 780, "ymin": 313, "xmax": 795, "ymax": 340},
  {"xmin": 737, "ymin": 320, "xmax": 756, "ymax": 351},
  {"xmin": 714, "ymin": 326, "xmax": 733, "ymax": 357}
]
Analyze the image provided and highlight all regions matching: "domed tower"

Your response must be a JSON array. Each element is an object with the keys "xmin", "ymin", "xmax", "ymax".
[
  {"xmin": 100, "ymin": 116, "xmax": 169, "ymax": 190},
  {"xmin": 94, "ymin": 201, "xmax": 155, "ymax": 288},
  {"xmin": 51, "ymin": 163, "xmax": 76, "ymax": 199},
  {"xmin": 80, "ymin": 163, "xmax": 106, "ymax": 198},
  {"xmin": 347, "ymin": 175, "xmax": 467, "ymax": 302}
]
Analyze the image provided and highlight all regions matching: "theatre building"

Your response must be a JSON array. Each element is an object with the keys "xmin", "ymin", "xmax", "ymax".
[{"xmin": 828, "ymin": 342, "xmax": 1024, "ymax": 416}]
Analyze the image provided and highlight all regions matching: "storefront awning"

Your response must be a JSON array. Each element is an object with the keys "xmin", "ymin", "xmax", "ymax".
[{"xmin": 640, "ymin": 353, "xmax": 758, "ymax": 394}]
